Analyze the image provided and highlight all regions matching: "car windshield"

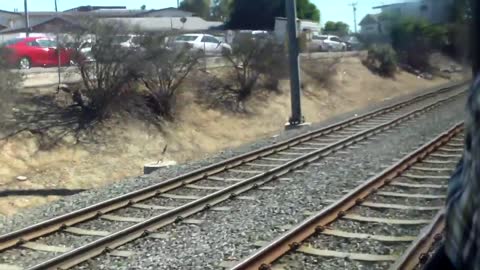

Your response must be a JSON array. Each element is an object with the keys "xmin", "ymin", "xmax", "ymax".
[
  {"xmin": 175, "ymin": 35, "xmax": 198, "ymax": 42},
  {"xmin": 112, "ymin": 36, "xmax": 131, "ymax": 44},
  {"xmin": 313, "ymin": 36, "xmax": 327, "ymax": 40},
  {"xmin": 36, "ymin": 39, "xmax": 57, "ymax": 48}
]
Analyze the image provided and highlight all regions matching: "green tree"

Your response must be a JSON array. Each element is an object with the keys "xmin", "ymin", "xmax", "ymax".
[
  {"xmin": 180, "ymin": 0, "xmax": 211, "ymax": 19},
  {"xmin": 211, "ymin": 0, "xmax": 232, "ymax": 21},
  {"xmin": 140, "ymin": 4, "xmax": 146, "ymax": 10},
  {"xmin": 323, "ymin": 21, "xmax": 349, "ymax": 36},
  {"xmin": 228, "ymin": 0, "xmax": 320, "ymax": 30},
  {"xmin": 296, "ymin": 0, "xmax": 320, "ymax": 22}
]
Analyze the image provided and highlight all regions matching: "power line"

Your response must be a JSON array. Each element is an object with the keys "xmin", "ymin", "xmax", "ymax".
[{"xmin": 348, "ymin": 2, "xmax": 358, "ymax": 33}]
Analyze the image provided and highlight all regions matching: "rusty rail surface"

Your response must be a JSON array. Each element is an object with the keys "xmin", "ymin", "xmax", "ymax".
[
  {"xmin": 391, "ymin": 211, "xmax": 446, "ymax": 270},
  {"xmin": 231, "ymin": 123, "xmax": 463, "ymax": 270},
  {"xmin": 24, "ymin": 95, "xmax": 465, "ymax": 269}
]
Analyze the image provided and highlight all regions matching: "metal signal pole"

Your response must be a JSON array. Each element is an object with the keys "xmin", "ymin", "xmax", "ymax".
[
  {"xmin": 24, "ymin": 0, "xmax": 30, "ymax": 37},
  {"xmin": 349, "ymin": 2, "xmax": 358, "ymax": 33},
  {"xmin": 55, "ymin": 0, "xmax": 62, "ymax": 89},
  {"xmin": 285, "ymin": 0, "xmax": 304, "ymax": 128}
]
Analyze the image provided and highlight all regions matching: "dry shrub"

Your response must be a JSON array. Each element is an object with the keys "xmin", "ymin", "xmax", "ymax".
[
  {"xmin": 65, "ymin": 20, "xmax": 143, "ymax": 125},
  {"xmin": 0, "ymin": 46, "xmax": 22, "ymax": 133},
  {"xmin": 200, "ymin": 34, "xmax": 287, "ymax": 112},
  {"xmin": 363, "ymin": 44, "xmax": 397, "ymax": 77},
  {"xmin": 138, "ymin": 34, "xmax": 200, "ymax": 120},
  {"xmin": 301, "ymin": 58, "xmax": 339, "ymax": 90}
]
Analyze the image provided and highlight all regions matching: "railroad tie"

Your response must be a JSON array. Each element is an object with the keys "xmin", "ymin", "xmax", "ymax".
[
  {"xmin": 302, "ymin": 142, "xmax": 329, "ymax": 147},
  {"xmin": 247, "ymin": 163, "xmax": 279, "ymax": 168},
  {"xmin": 64, "ymin": 227, "xmax": 110, "ymax": 237},
  {"xmin": 160, "ymin": 194, "xmax": 201, "ymax": 200},
  {"xmin": 101, "ymin": 214, "xmax": 145, "ymax": 223},
  {"xmin": 429, "ymin": 153, "xmax": 462, "ymax": 158},
  {"xmin": 21, "ymin": 242, "xmax": 73, "ymax": 253},
  {"xmin": 289, "ymin": 146, "xmax": 320, "ymax": 151},
  {"xmin": 296, "ymin": 246, "xmax": 398, "ymax": 262},
  {"xmin": 342, "ymin": 214, "xmax": 431, "ymax": 225},
  {"xmin": 101, "ymin": 213, "xmax": 204, "ymax": 225},
  {"xmin": 402, "ymin": 173, "xmax": 450, "ymax": 181},
  {"xmin": 276, "ymin": 151, "xmax": 305, "ymax": 156},
  {"xmin": 323, "ymin": 135, "xmax": 347, "ymax": 139},
  {"xmin": 376, "ymin": 191, "xmax": 446, "ymax": 199},
  {"xmin": 390, "ymin": 182, "xmax": 447, "ymax": 189},
  {"xmin": 420, "ymin": 159, "xmax": 459, "ymax": 165},
  {"xmin": 131, "ymin": 203, "xmax": 175, "ymax": 210},
  {"xmin": 107, "ymin": 250, "xmax": 136, "ymax": 258},
  {"xmin": 447, "ymin": 143, "xmax": 464, "ymax": 147},
  {"xmin": 228, "ymin": 169, "xmax": 264, "ymax": 174},
  {"xmin": 410, "ymin": 166, "xmax": 453, "ymax": 172},
  {"xmin": 261, "ymin": 157, "xmax": 291, "ymax": 162},
  {"xmin": 185, "ymin": 184, "xmax": 223, "ymax": 190},
  {"xmin": 302, "ymin": 211, "xmax": 431, "ymax": 225},
  {"xmin": 361, "ymin": 201, "xmax": 442, "ymax": 211},
  {"xmin": 439, "ymin": 147, "xmax": 463, "ymax": 153},
  {"xmin": 0, "ymin": 264, "xmax": 22, "ymax": 270},
  {"xmin": 207, "ymin": 176, "xmax": 244, "ymax": 182},
  {"xmin": 252, "ymin": 241, "xmax": 398, "ymax": 261},
  {"xmin": 321, "ymin": 229, "xmax": 417, "ymax": 242}
]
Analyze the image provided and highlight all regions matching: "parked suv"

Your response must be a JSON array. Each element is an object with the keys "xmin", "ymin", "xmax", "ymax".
[
  {"xmin": 173, "ymin": 34, "xmax": 232, "ymax": 55},
  {"xmin": 310, "ymin": 35, "xmax": 347, "ymax": 52}
]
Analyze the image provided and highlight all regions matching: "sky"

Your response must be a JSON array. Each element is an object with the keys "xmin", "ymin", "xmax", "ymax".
[{"xmin": 2, "ymin": 0, "xmax": 408, "ymax": 29}]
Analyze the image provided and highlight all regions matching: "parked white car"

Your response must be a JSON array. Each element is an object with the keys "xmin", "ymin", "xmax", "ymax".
[
  {"xmin": 173, "ymin": 34, "xmax": 232, "ymax": 55},
  {"xmin": 310, "ymin": 35, "xmax": 347, "ymax": 52}
]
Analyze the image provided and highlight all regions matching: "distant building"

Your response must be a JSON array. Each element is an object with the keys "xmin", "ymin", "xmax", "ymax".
[
  {"xmin": 373, "ymin": 0, "xmax": 454, "ymax": 24},
  {"xmin": 274, "ymin": 17, "xmax": 321, "ymax": 43},
  {"xmin": 359, "ymin": 14, "xmax": 383, "ymax": 35},
  {"xmin": 0, "ymin": 6, "xmax": 211, "ymax": 38},
  {"xmin": 359, "ymin": 0, "xmax": 454, "ymax": 36}
]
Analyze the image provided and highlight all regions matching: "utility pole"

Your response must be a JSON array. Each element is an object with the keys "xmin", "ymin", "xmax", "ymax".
[
  {"xmin": 349, "ymin": 2, "xmax": 358, "ymax": 33},
  {"xmin": 24, "ymin": 0, "xmax": 30, "ymax": 37},
  {"xmin": 55, "ymin": 0, "xmax": 61, "ymax": 88},
  {"xmin": 177, "ymin": 0, "xmax": 180, "ymax": 8},
  {"xmin": 285, "ymin": 0, "xmax": 304, "ymax": 128}
]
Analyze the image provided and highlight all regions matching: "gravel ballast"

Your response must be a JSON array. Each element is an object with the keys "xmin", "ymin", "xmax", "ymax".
[
  {"xmin": 0, "ymin": 85, "xmax": 467, "ymax": 269},
  {"xmin": 58, "ymin": 94, "xmax": 466, "ymax": 269}
]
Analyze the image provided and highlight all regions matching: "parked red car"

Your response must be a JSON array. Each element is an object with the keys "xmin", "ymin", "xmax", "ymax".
[{"xmin": 2, "ymin": 37, "xmax": 73, "ymax": 69}]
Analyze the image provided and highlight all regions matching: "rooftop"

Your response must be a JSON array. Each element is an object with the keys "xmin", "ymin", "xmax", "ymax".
[{"xmin": 373, "ymin": 1, "xmax": 419, "ymax": 9}]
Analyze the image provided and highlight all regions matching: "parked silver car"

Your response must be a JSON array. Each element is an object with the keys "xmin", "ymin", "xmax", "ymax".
[
  {"xmin": 173, "ymin": 34, "xmax": 232, "ymax": 56},
  {"xmin": 310, "ymin": 34, "xmax": 347, "ymax": 52}
]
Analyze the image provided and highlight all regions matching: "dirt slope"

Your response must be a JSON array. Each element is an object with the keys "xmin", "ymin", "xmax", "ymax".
[{"xmin": 0, "ymin": 56, "xmax": 456, "ymax": 215}]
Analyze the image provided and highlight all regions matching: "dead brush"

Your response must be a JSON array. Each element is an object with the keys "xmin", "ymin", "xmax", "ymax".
[{"xmin": 301, "ymin": 58, "xmax": 339, "ymax": 90}]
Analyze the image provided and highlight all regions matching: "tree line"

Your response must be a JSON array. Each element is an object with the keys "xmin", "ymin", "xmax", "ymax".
[{"xmin": 179, "ymin": 0, "xmax": 320, "ymax": 29}]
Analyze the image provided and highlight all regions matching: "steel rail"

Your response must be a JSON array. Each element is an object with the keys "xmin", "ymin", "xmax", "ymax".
[
  {"xmin": 27, "ymin": 97, "xmax": 464, "ymax": 269},
  {"xmin": 0, "ymin": 82, "xmax": 466, "ymax": 252},
  {"xmin": 230, "ymin": 122, "xmax": 463, "ymax": 270},
  {"xmin": 390, "ymin": 211, "xmax": 446, "ymax": 270}
]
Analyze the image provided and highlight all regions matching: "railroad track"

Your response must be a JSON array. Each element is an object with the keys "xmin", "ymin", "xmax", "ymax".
[
  {"xmin": 231, "ymin": 123, "xmax": 463, "ymax": 270},
  {"xmin": 0, "ymin": 82, "xmax": 467, "ymax": 270}
]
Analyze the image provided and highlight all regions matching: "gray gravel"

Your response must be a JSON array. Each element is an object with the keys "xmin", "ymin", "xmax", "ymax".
[
  {"xmin": 0, "ymin": 83, "xmax": 465, "ymax": 236},
  {"xmin": 0, "ymin": 84, "xmax": 467, "ymax": 269},
  {"xmin": 60, "ymin": 92, "xmax": 466, "ymax": 269}
]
